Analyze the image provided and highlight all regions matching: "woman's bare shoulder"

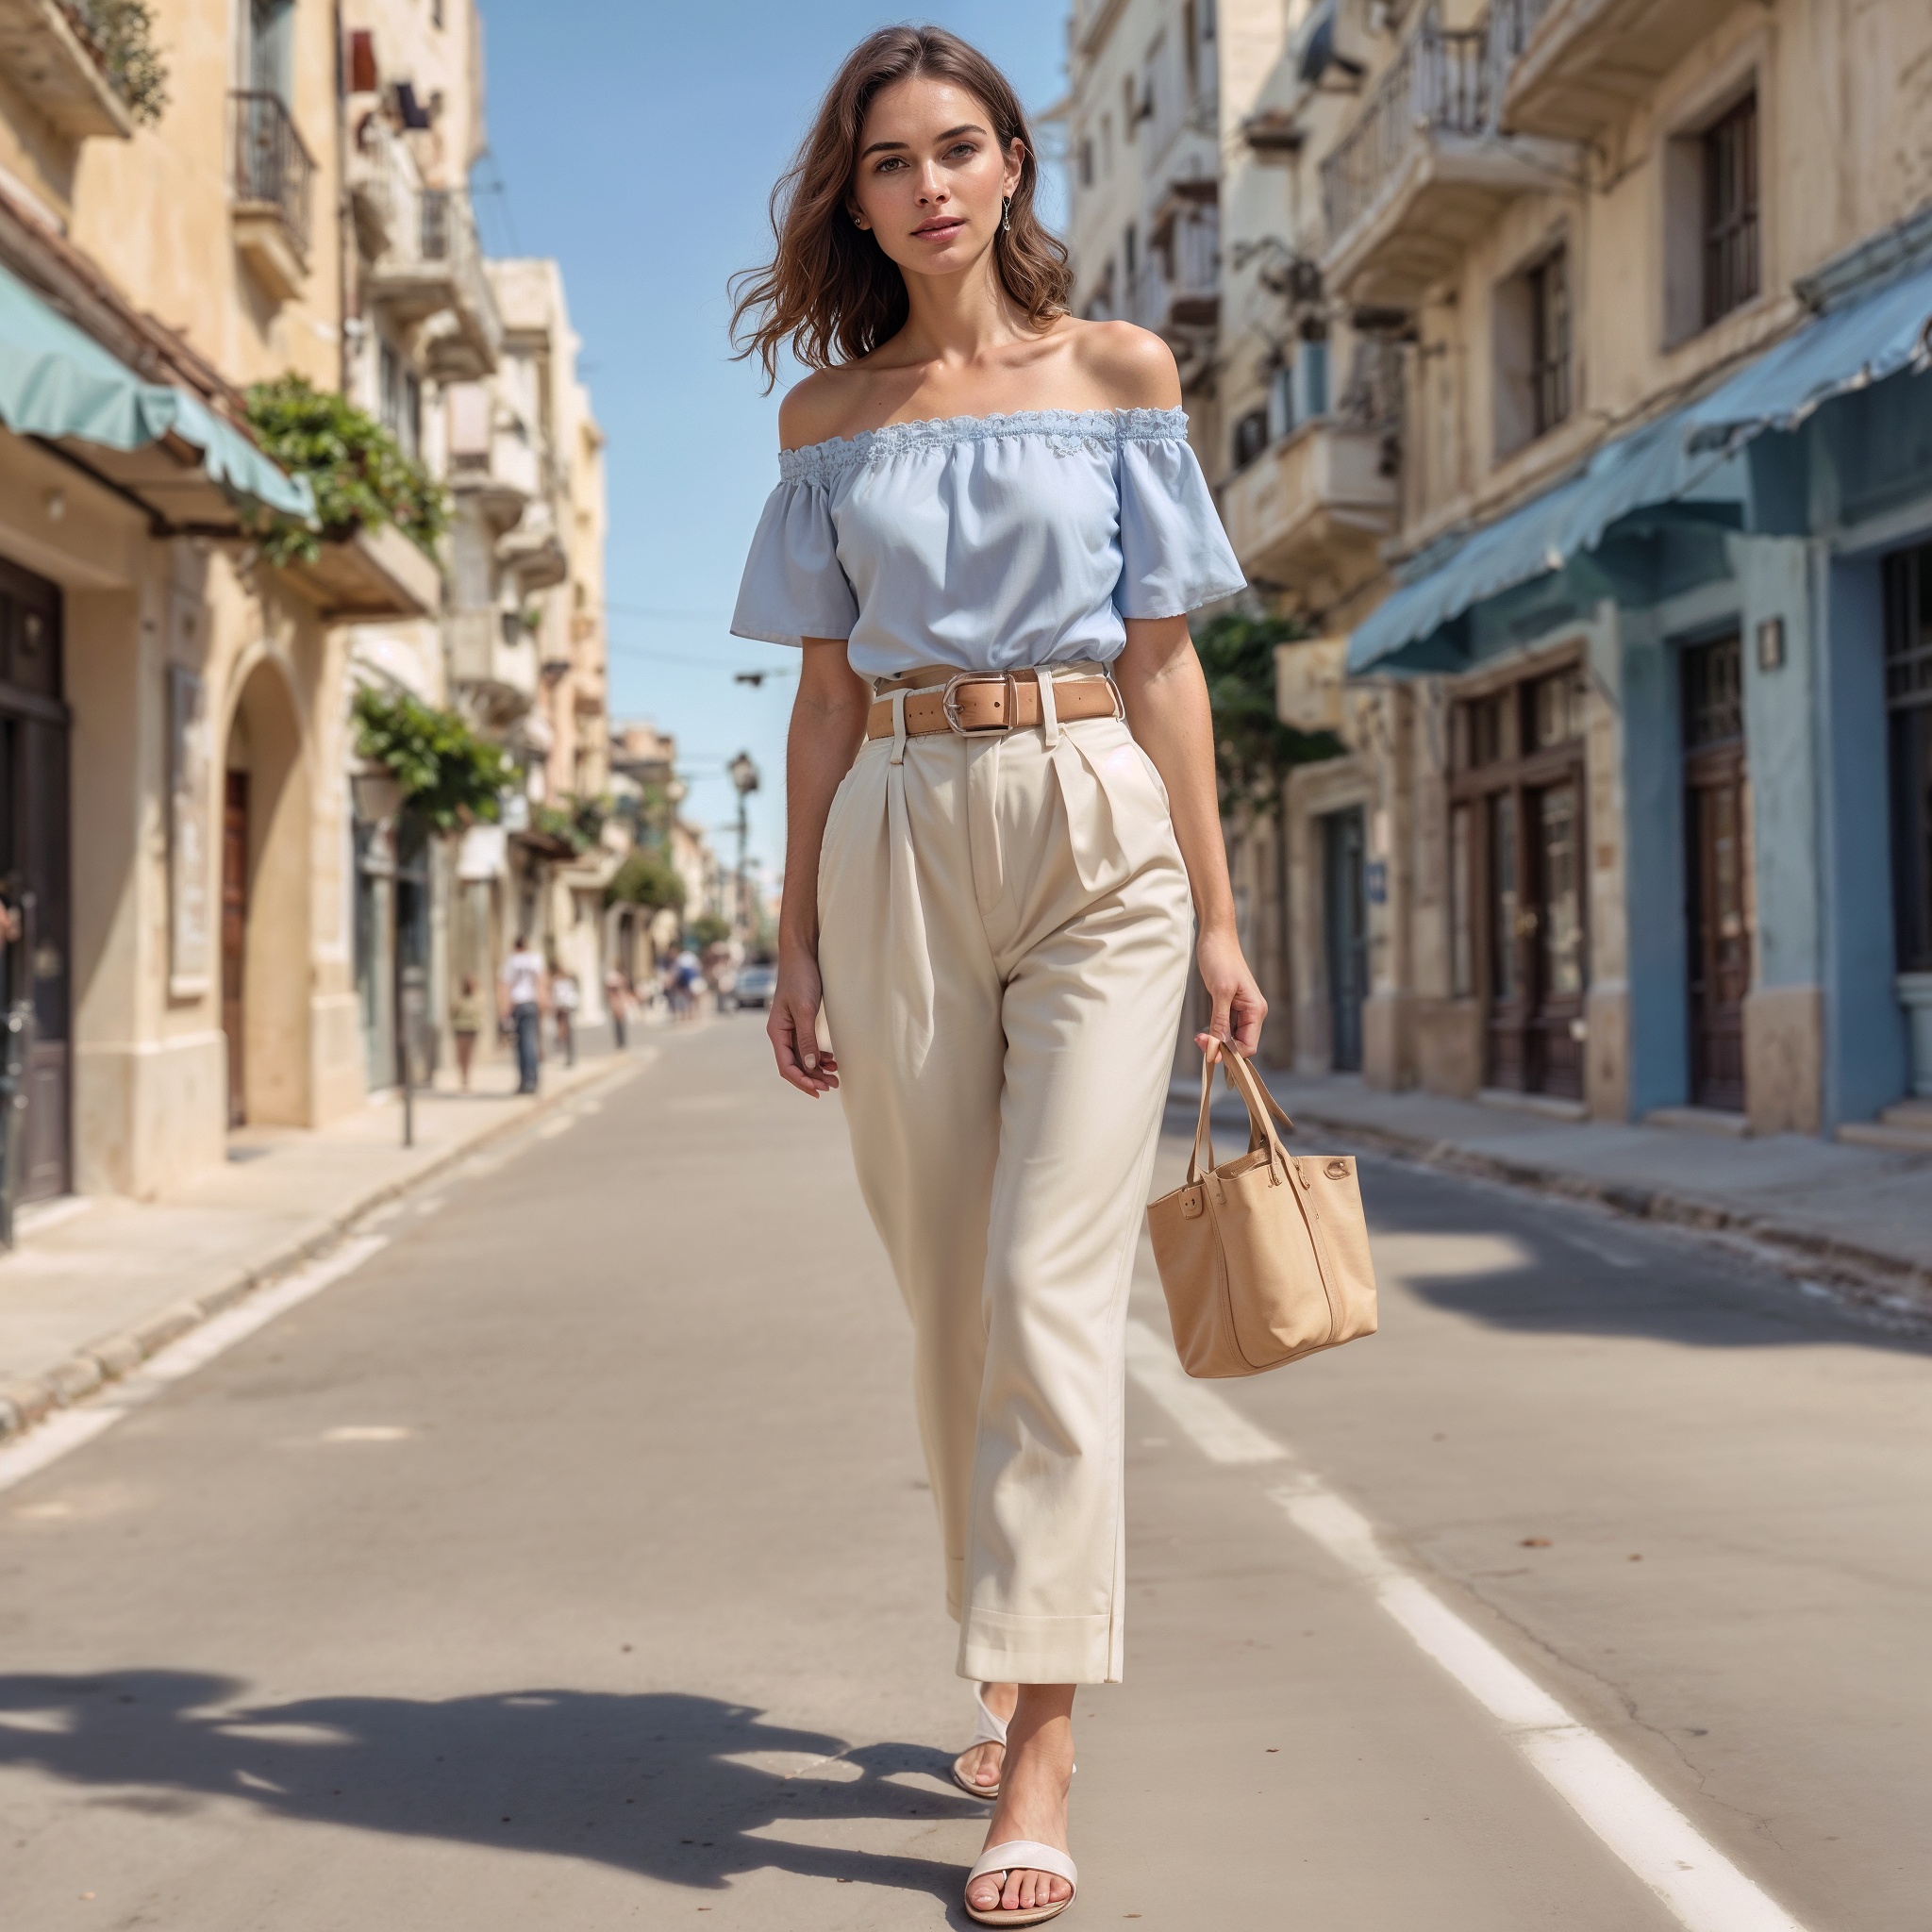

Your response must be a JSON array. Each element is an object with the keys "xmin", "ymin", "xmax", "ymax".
[
  {"xmin": 778, "ymin": 366, "xmax": 886, "ymax": 451},
  {"xmin": 1062, "ymin": 319, "xmax": 1182, "ymax": 411}
]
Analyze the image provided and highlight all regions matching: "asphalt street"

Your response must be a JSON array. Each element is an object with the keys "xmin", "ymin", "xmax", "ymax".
[{"xmin": 0, "ymin": 1019, "xmax": 1924, "ymax": 1930}]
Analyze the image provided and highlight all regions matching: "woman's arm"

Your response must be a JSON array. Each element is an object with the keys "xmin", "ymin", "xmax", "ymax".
[
  {"xmin": 768, "ymin": 639, "xmax": 871, "ymax": 1095},
  {"xmin": 1115, "ymin": 616, "xmax": 1267, "ymax": 1058}
]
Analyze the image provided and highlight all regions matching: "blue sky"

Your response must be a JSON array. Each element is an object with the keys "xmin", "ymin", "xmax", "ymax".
[{"xmin": 473, "ymin": 3, "xmax": 1070, "ymax": 892}]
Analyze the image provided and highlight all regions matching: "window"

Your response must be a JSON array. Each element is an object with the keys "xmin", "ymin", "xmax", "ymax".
[
  {"xmin": 1527, "ymin": 247, "xmax": 1570, "ymax": 437},
  {"xmin": 1267, "ymin": 364, "xmax": 1294, "ymax": 442},
  {"xmin": 1078, "ymin": 138, "xmax": 1094, "ymax": 189},
  {"xmin": 1681, "ymin": 633, "xmax": 1743, "ymax": 749},
  {"xmin": 1703, "ymin": 93, "xmax": 1759, "ymax": 325},
  {"xmin": 1232, "ymin": 408, "xmax": 1269, "ymax": 470},
  {"xmin": 1123, "ymin": 223, "xmax": 1138, "ymax": 284},
  {"xmin": 1494, "ymin": 244, "xmax": 1569, "ymax": 458},
  {"xmin": 1295, "ymin": 337, "xmax": 1329, "ymax": 422}
]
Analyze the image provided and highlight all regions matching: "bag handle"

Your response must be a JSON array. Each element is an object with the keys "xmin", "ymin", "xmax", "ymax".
[{"xmin": 1186, "ymin": 1041, "xmax": 1297, "ymax": 1186}]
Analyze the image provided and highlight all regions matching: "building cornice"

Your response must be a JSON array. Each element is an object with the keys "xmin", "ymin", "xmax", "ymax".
[{"xmin": 1076, "ymin": 0, "xmax": 1130, "ymax": 64}]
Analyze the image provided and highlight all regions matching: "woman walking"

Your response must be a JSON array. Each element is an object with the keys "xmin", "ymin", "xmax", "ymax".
[{"xmin": 731, "ymin": 26, "xmax": 1263, "ymax": 1924}]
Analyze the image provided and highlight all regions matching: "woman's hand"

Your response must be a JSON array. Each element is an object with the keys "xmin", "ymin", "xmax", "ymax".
[
  {"xmin": 769, "ymin": 942, "xmax": 839, "ymax": 1096},
  {"xmin": 1195, "ymin": 924, "xmax": 1266, "ymax": 1059}
]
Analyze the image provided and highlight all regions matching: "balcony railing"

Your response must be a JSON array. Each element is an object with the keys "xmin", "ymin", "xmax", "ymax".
[
  {"xmin": 1487, "ymin": 0, "xmax": 1561, "ymax": 69},
  {"xmin": 1320, "ymin": 12, "xmax": 1491, "ymax": 244},
  {"xmin": 231, "ymin": 90, "xmax": 314, "ymax": 258}
]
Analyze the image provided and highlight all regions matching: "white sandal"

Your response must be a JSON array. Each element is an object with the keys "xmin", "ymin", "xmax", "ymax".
[
  {"xmin": 963, "ymin": 1840, "xmax": 1078, "ymax": 1927},
  {"xmin": 950, "ymin": 1684, "xmax": 1008, "ymax": 1800}
]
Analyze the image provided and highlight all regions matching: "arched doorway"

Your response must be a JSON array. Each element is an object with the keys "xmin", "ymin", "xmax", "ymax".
[{"xmin": 221, "ymin": 659, "xmax": 309, "ymax": 1127}]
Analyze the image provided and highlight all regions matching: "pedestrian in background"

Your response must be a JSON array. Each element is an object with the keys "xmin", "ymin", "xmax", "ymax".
[
  {"xmin": 552, "ymin": 961, "xmax": 580, "ymax": 1067},
  {"xmin": 498, "ymin": 935, "xmax": 547, "ymax": 1095},
  {"xmin": 450, "ymin": 974, "xmax": 484, "ymax": 1092},
  {"xmin": 732, "ymin": 27, "xmax": 1260, "ymax": 1925},
  {"xmin": 605, "ymin": 968, "xmax": 632, "ymax": 1049}
]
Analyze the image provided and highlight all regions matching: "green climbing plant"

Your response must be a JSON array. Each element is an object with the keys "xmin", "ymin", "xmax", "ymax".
[
  {"xmin": 60, "ymin": 1, "xmax": 168, "ymax": 125},
  {"xmin": 352, "ymin": 687, "xmax": 513, "ymax": 834},
  {"xmin": 604, "ymin": 850, "xmax": 686, "ymax": 914},
  {"xmin": 245, "ymin": 375, "xmax": 448, "ymax": 568},
  {"xmin": 1192, "ymin": 611, "xmax": 1343, "ymax": 820}
]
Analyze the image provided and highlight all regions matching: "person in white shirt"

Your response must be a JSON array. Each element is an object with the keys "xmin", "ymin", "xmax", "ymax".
[{"xmin": 498, "ymin": 936, "xmax": 548, "ymax": 1093}]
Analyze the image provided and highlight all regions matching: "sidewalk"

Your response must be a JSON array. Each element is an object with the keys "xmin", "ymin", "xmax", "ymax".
[
  {"xmin": 1178, "ymin": 1069, "xmax": 1932, "ymax": 1313},
  {"xmin": 0, "ymin": 1042, "xmax": 646, "ymax": 1441}
]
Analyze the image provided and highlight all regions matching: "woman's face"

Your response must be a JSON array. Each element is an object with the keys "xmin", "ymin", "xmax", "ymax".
[{"xmin": 849, "ymin": 75, "xmax": 1023, "ymax": 280}]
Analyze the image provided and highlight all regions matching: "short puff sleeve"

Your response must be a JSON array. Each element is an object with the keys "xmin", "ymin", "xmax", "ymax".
[
  {"xmin": 730, "ymin": 477, "xmax": 859, "ymax": 647},
  {"xmin": 1114, "ymin": 433, "xmax": 1247, "ymax": 620}
]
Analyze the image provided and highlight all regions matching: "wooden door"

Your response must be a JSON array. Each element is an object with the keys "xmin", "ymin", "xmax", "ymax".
[
  {"xmin": 1526, "ymin": 779, "xmax": 1585, "ymax": 1096},
  {"xmin": 1483, "ymin": 790, "xmax": 1525, "ymax": 1088},
  {"xmin": 222, "ymin": 771, "xmax": 248, "ymax": 1128},
  {"xmin": 1682, "ymin": 635, "xmax": 1749, "ymax": 1111},
  {"xmin": 1322, "ymin": 808, "xmax": 1367, "ymax": 1072},
  {"xmin": 0, "ymin": 559, "xmax": 69, "ymax": 1202}
]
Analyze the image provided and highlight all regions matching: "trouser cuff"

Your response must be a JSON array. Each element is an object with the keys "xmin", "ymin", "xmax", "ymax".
[{"xmin": 958, "ymin": 1607, "xmax": 1122, "ymax": 1685}]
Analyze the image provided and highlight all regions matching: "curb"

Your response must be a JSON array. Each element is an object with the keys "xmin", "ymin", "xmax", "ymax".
[
  {"xmin": 0, "ymin": 1054, "xmax": 645, "ymax": 1444},
  {"xmin": 1167, "ymin": 1080, "xmax": 1932, "ymax": 1319}
]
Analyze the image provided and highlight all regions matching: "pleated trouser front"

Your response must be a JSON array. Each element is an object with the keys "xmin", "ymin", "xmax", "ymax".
[{"xmin": 817, "ymin": 690, "xmax": 1192, "ymax": 1684}]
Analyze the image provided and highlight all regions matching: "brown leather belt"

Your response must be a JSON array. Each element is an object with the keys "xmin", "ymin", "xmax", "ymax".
[{"xmin": 865, "ymin": 669, "xmax": 1123, "ymax": 741}]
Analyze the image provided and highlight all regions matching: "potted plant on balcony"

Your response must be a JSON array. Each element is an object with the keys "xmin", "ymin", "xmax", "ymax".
[
  {"xmin": 58, "ymin": 1, "xmax": 168, "ymax": 125},
  {"xmin": 244, "ymin": 374, "xmax": 448, "ymax": 568}
]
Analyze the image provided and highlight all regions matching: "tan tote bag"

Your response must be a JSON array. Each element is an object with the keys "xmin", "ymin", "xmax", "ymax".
[{"xmin": 1147, "ymin": 1046, "xmax": 1378, "ymax": 1378}]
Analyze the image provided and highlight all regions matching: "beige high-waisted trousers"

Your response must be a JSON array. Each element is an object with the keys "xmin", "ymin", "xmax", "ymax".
[{"xmin": 818, "ymin": 672, "xmax": 1192, "ymax": 1684}]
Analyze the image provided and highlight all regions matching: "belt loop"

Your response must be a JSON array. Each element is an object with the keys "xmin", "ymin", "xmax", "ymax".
[
  {"xmin": 889, "ymin": 688, "xmax": 908, "ymax": 765},
  {"xmin": 1037, "ymin": 666, "xmax": 1060, "ymax": 749}
]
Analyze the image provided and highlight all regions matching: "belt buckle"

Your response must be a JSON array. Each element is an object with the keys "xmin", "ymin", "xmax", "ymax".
[{"xmin": 941, "ymin": 672, "xmax": 1017, "ymax": 737}]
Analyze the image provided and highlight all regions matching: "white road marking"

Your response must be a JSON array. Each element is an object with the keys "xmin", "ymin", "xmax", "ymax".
[
  {"xmin": 1124, "ymin": 1315, "xmax": 1809, "ymax": 1932},
  {"xmin": 1123, "ymin": 1320, "xmax": 1288, "ymax": 1464},
  {"xmin": 534, "ymin": 1114, "xmax": 576, "ymax": 1140},
  {"xmin": 0, "ymin": 1236, "xmax": 389, "ymax": 1497},
  {"xmin": 320, "ymin": 1425, "xmax": 414, "ymax": 1443}
]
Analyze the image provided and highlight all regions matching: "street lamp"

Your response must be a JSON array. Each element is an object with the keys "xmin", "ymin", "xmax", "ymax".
[{"xmin": 727, "ymin": 751, "xmax": 759, "ymax": 944}]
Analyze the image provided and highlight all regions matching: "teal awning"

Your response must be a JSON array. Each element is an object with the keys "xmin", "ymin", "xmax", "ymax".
[
  {"xmin": 1348, "ymin": 257, "xmax": 1932, "ymax": 675},
  {"xmin": 0, "ymin": 259, "xmax": 313, "ymax": 521}
]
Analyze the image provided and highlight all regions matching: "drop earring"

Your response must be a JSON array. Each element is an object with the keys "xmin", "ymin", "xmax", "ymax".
[{"xmin": 1001, "ymin": 196, "xmax": 1012, "ymax": 234}]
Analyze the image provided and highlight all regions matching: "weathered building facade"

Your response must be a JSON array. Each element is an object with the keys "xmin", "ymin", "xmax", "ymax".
[{"xmin": 1070, "ymin": 0, "xmax": 1932, "ymax": 1147}]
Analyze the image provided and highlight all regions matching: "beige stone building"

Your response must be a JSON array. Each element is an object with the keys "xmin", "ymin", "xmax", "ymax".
[
  {"xmin": 0, "ymin": 0, "xmax": 614, "ymax": 1211},
  {"xmin": 0, "ymin": 0, "xmax": 440, "ymax": 1205},
  {"xmin": 1070, "ymin": 0, "xmax": 1932, "ymax": 1146}
]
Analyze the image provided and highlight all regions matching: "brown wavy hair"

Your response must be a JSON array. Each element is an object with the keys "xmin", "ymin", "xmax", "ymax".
[{"xmin": 730, "ymin": 25, "xmax": 1072, "ymax": 389}]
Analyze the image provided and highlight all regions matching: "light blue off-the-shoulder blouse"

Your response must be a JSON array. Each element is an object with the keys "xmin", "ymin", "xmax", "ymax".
[{"xmin": 729, "ymin": 407, "xmax": 1246, "ymax": 679}]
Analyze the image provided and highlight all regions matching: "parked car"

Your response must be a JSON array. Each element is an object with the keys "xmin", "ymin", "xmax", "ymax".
[{"xmin": 732, "ymin": 962, "xmax": 777, "ymax": 1010}]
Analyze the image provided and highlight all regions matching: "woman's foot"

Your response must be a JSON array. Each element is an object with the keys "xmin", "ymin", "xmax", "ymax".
[
  {"xmin": 956, "ymin": 1680, "xmax": 1017, "ymax": 1794},
  {"xmin": 966, "ymin": 1684, "xmax": 1074, "ymax": 1919}
]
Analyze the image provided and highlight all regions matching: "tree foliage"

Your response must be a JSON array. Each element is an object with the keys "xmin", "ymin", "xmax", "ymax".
[
  {"xmin": 605, "ymin": 851, "xmax": 687, "ymax": 914},
  {"xmin": 686, "ymin": 913, "xmax": 732, "ymax": 950},
  {"xmin": 244, "ymin": 375, "xmax": 449, "ymax": 567},
  {"xmin": 1193, "ymin": 611, "xmax": 1343, "ymax": 819},
  {"xmin": 352, "ymin": 687, "xmax": 513, "ymax": 834}
]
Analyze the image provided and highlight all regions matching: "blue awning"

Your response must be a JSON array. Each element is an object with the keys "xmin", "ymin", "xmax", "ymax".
[
  {"xmin": 1348, "ymin": 258, "xmax": 1932, "ymax": 675},
  {"xmin": 0, "ymin": 259, "xmax": 313, "ymax": 522}
]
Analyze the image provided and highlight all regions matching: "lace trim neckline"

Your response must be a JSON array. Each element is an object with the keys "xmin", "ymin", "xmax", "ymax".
[{"xmin": 778, "ymin": 406, "xmax": 1189, "ymax": 485}]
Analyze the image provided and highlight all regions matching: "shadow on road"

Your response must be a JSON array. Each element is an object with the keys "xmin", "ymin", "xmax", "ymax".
[{"xmin": 0, "ymin": 1671, "xmax": 980, "ymax": 1907}]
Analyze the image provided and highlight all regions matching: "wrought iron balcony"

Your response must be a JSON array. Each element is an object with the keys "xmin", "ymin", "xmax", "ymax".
[
  {"xmin": 365, "ymin": 183, "xmax": 504, "ymax": 379},
  {"xmin": 1317, "ymin": 6, "xmax": 1572, "ymax": 308},
  {"xmin": 230, "ymin": 91, "xmax": 315, "ymax": 297},
  {"xmin": 1490, "ymin": 0, "xmax": 1747, "ymax": 140},
  {"xmin": 1320, "ymin": 14, "xmax": 1491, "ymax": 245}
]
